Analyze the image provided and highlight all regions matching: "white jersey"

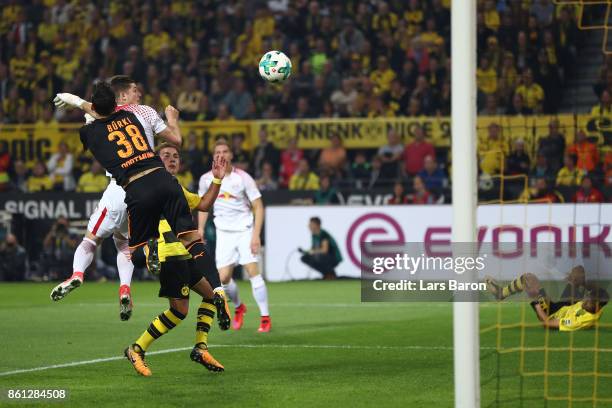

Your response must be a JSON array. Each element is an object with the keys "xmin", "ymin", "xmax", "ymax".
[
  {"xmin": 87, "ymin": 179, "xmax": 127, "ymax": 238},
  {"xmin": 199, "ymin": 167, "xmax": 262, "ymax": 232},
  {"xmin": 103, "ymin": 104, "xmax": 167, "ymax": 177}
]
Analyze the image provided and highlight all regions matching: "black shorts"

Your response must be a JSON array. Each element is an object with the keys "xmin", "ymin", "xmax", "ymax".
[
  {"xmin": 159, "ymin": 259, "xmax": 205, "ymax": 299},
  {"xmin": 124, "ymin": 168, "xmax": 196, "ymax": 249}
]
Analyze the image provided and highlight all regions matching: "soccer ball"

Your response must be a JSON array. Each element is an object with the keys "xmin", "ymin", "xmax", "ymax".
[{"xmin": 258, "ymin": 51, "xmax": 292, "ymax": 82}]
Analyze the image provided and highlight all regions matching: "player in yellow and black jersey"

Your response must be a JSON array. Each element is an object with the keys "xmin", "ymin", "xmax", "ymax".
[
  {"xmin": 124, "ymin": 143, "xmax": 231, "ymax": 376},
  {"xmin": 486, "ymin": 266, "xmax": 609, "ymax": 331}
]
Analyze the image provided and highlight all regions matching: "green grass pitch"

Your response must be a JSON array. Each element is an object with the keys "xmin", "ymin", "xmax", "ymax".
[{"xmin": 0, "ymin": 281, "xmax": 610, "ymax": 407}]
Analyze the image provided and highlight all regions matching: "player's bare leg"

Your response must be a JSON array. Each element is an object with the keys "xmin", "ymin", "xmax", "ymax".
[{"xmin": 244, "ymin": 262, "xmax": 271, "ymax": 333}]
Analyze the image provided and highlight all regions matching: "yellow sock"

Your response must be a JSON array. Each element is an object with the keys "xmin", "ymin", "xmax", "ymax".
[
  {"xmin": 135, "ymin": 308, "xmax": 185, "ymax": 352},
  {"xmin": 195, "ymin": 299, "xmax": 216, "ymax": 348},
  {"xmin": 501, "ymin": 275, "xmax": 526, "ymax": 299}
]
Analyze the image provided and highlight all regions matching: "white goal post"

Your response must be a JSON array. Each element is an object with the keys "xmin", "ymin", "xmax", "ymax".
[{"xmin": 451, "ymin": 0, "xmax": 480, "ymax": 407}]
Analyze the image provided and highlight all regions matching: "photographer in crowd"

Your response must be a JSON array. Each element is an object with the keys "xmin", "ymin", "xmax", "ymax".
[
  {"xmin": 40, "ymin": 217, "xmax": 77, "ymax": 280},
  {"xmin": 0, "ymin": 233, "xmax": 27, "ymax": 281}
]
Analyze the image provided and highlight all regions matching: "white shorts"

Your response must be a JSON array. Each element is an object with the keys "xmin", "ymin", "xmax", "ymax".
[
  {"xmin": 215, "ymin": 228, "xmax": 258, "ymax": 268},
  {"xmin": 87, "ymin": 180, "xmax": 128, "ymax": 239}
]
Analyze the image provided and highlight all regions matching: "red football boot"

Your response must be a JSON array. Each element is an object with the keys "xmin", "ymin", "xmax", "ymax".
[
  {"xmin": 233, "ymin": 303, "xmax": 247, "ymax": 330},
  {"xmin": 257, "ymin": 316, "xmax": 271, "ymax": 333}
]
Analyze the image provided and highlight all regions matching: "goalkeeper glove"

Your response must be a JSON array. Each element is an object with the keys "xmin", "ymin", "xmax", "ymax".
[
  {"xmin": 53, "ymin": 93, "xmax": 86, "ymax": 109},
  {"xmin": 84, "ymin": 113, "xmax": 95, "ymax": 124}
]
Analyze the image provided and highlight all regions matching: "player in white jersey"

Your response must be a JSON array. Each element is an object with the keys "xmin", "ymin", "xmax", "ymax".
[
  {"xmin": 198, "ymin": 140, "xmax": 271, "ymax": 332},
  {"xmin": 49, "ymin": 76, "xmax": 180, "ymax": 321}
]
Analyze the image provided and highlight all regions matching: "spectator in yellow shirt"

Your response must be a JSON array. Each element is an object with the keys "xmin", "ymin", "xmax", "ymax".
[
  {"xmin": 556, "ymin": 154, "xmax": 584, "ymax": 187},
  {"xmin": 176, "ymin": 77, "xmax": 205, "ymax": 120},
  {"xmin": 419, "ymin": 18, "xmax": 444, "ymax": 51},
  {"xmin": 144, "ymin": 86, "xmax": 171, "ymax": 116},
  {"xmin": 498, "ymin": 52, "xmax": 518, "ymax": 104},
  {"xmin": 54, "ymin": 46, "xmax": 80, "ymax": 83},
  {"xmin": 404, "ymin": 0, "xmax": 424, "ymax": 34},
  {"xmin": 47, "ymin": 141, "xmax": 75, "ymax": 191},
  {"xmin": 27, "ymin": 161, "xmax": 54, "ymax": 192},
  {"xmin": 143, "ymin": 19, "xmax": 170, "ymax": 60},
  {"xmin": 253, "ymin": 8, "xmax": 275, "ymax": 39},
  {"xmin": 479, "ymin": 123, "xmax": 505, "ymax": 175},
  {"xmin": 484, "ymin": 0, "xmax": 500, "ymax": 31},
  {"xmin": 289, "ymin": 159, "xmax": 320, "ymax": 190},
  {"xmin": 9, "ymin": 44, "xmax": 31, "ymax": 87},
  {"xmin": 370, "ymin": 56, "xmax": 396, "ymax": 94},
  {"xmin": 591, "ymin": 90, "xmax": 611, "ymax": 117},
  {"xmin": 231, "ymin": 38, "xmax": 254, "ymax": 70},
  {"xmin": 77, "ymin": 161, "xmax": 108, "ymax": 193},
  {"xmin": 37, "ymin": 9, "xmax": 58, "ymax": 45},
  {"xmin": 1, "ymin": 1, "xmax": 21, "ymax": 33},
  {"xmin": 372, "ymin": 1, "xmax": 398, "ymax": 32},
  {"xmin": 515, "ymin": 69, "xmax": 544, "ymax": 111},
  {"xmin": 477, "ymin": 56, "xmax": 498, "ymax": 95},
  {"xmin": 310, "ymin": 38, "xmax": 328, "ymax": 76}
]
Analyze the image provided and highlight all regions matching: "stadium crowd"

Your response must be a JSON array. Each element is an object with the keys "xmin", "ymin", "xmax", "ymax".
[
  {"xmin": 0, "ymin": 0, "xmax": 609, "ymax": 202},
  {"xmin": 1, "ymin": 0, "xmax": 607, "ymax": 123}
]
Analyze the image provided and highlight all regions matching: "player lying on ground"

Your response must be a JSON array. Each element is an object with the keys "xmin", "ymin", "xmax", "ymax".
[
  {"xmin": 124, "ymin": 143, "xmax": 230, "ymax": 376},
  {"xmin": 486, "ymin": 266, "xmax": 609, "ymax": 331},
  {"xmin": 50, "ymin": 76, "xmax": 176, "ymax": 321},
  {"xmin": 198, "ymin": 140, "xmax": 271, "ymax": 332},
  {"xmin": 79, "ymin": 82, "xmax": 223, "ymax": 372}
]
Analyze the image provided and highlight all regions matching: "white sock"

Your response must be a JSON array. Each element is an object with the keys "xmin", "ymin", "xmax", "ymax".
[
  {"xmin": 223, "ymin": 278, "xmax": 241, "ymax": 307},
  {"xmin": 250, "ymin": 274, "xmax": 269, "ymax": 316},
  {"xmin": 114, "ymin": 236, "xmax": 133, "ymax": 287},
  {"xmin": 72, "ymin": 238, "xmax": 97, "ymax": 278}
]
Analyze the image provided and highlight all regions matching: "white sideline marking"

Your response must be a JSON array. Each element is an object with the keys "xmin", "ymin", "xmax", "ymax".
[
  {"xmin": 0, "ymin": 343, "xmax": 469, "ymax": 378},
  {"xmin": 0, "ymin": 347, "xmax": 189, "ymax": 377},
  {"xmin": 72, "ymin": 302, "xmax": 503, "ymax": 309}
]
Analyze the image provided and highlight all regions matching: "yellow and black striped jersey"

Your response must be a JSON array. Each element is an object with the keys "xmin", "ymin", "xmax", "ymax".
[
  {"xmin": 550, "ymin": 301, "xmax": 603, "ymax": 332},
  {"xmin": 157, "ymin": 186, "xmax": 200, "ymax": 262}
]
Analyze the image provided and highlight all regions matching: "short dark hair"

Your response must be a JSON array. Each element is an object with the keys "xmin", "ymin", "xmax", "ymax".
[
  {"xmin": 109, "ymin": 75, "xmax": 136, "ymax": 96},
  {"xmin": 91, "ymin": 82, "xmax": 116, "ymax": 116},
  {"xmin": 309, "ymin": 216, "xmax": 321, "ymax": 226},
  {"xmin": 586, "ymin": 284, "xmax": 610, "ymax": 308}
]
